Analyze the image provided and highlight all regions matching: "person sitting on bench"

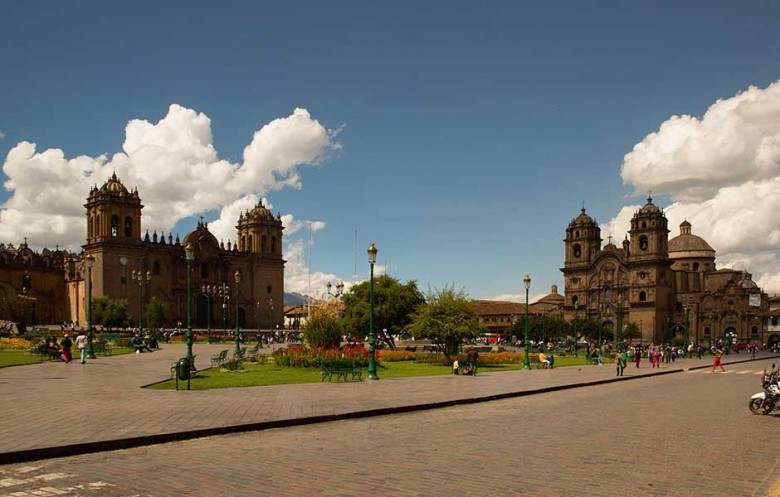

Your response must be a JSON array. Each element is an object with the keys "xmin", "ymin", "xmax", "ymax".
[{"xmin": 538, "ymin": 351, "xmax": 551, "ymax": 368}]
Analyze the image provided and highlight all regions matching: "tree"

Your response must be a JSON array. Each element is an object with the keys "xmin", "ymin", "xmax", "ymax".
[
  {"xmin": 304, "ymin": 300, "xmax": 343, "ymax": 348},
  {"xmin": 405, "ymin": 285, "xmax": 485, "ymax": 361},
  {"xmin": 91, "ymin": 297, "xmax": 130, "ymax": 331},
  {"xmin": 341, "ymin": 275, "xmax": 425, "ymax": 349},
  {"xmin": 145, "ymin": 296, "xmax": 169, "ymax": 332},
  {"xmin": 622, "ymin": 322, "xmax": 642, "ymax": 343}
]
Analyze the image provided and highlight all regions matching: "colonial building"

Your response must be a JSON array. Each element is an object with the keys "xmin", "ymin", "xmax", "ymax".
[
  {"xmin": 561, "ymin": 197, "xmax": 769, "ymax": 346},
  {"xmin": 0, "ymin": 173, "xmax": 285, "ymax": 330}
]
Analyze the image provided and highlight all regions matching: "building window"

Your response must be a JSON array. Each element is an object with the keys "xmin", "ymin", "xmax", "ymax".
[
  {"xmin": 201, "ymin": 263, "xmax": 208, "ymax": 279},
  {"xmin": 261, "ymin": 235, "xmax": 267, "ymax": 253},
  {"xmin": 111, "ymin": 215, "xmax": 119, "ymax": 237},
  {"xmin": 693, "ymin": 262, "xmax": 699, "ymax": 271},
  {"xmin": 247, "ymin": 236, "xmax": 253, "ymax": 252},
  {"xmin": 271, "ymin": 236, "xmax": 277, "ymax": 254},
  {"xmin": 773, "ymin": 317, "xmax": 778, "ymax": 326},
  {"xmin": 572, "ymin": 296, "xmax": 579, "ymax": 307},
  {"xmin": 639, "ymin": 291, "xmax": 647, "ymax": 302},
  {"xmin": 267, "ymin": 285, "xmax": 272, "ymax": 294},
  {"xmin": 153, "ymin": 261, "xmax": 160, "ymax": 275},
  {"xmin": 125, "ymin": 217, "xmax": 132, "ymax": 237},
  {"xmin": 639, "ymin": 236, "xmax": 648, "ymax": 251},
  {"xmin": 704, "ymin": 327, "xmax": 711, "ymax": 336},
  {"xmin": 120, "ymin": 276, "xmax": 126, "ymax": 284},
  {"xmin": 573, "ymin": 244, "xmax": 581, "ymax": 258},
  {"xmin": 751, "ymin": 326, "xmax": 759, "ymax": 336}
]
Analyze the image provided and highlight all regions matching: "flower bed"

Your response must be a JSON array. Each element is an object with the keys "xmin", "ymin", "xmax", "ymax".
[
  {"xmin": 273, "ymin": 344, "xmax": 378, "ymax": 368},
  {"xmin": 0, "ymin": 337, "xmax": 36, "ymax": 351}
]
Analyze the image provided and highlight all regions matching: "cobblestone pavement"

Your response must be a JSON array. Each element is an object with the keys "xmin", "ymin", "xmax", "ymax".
[
  {"xmin": 1, "ymin": 358, "xmax": 779, "ymax": 497},
  {"xmin": 0, "ymin": 344, "xmax": 775, "ymax": 462}
]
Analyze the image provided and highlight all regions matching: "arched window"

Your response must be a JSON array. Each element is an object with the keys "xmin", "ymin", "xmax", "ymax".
[
  {"xmin": 639, "ymin": 236, "xmax": 648, "ymax": 251},
  {"xmin": 751, "ymin": 326, "xmax": 759, "ymax": 336},
  {"xmin": 704, "ymin": 327, "xmax": 711, "ymax": 336},
  {"xmin": 693, "ymin": 262, "xmax": 699, "ymax": 271},
  {"xmin": 153, "ymin": 261, "xmax": 160, "ymax": 275},
  {"xmin": 271, "ymin": 236, "xmax": 277, "ymax": 254},
  {"xmin": 639, "ymin": 291, "xmax": 647, "ymax": 302},
  {"xmin": 125, "ymin": 217, "xmax": 133, "ymax": 237},
  {"xmin": 247, "ymin": 236, "xmax": 253, "ymax": 252},
  {"xmin": 641, "ymin": 221, "xmax": 646, "ymax": 228},
  {"xmin": 573, "ymin": 244, "xmax": 581, "ymax": 258},
  {"xmin": 201, "ymin": 262, "xmax": 208, "ymax": 279},
  {"xmin": 261, "ymin": 235, "xmax": 267, "ymax": 253},
  {"xmin": 572, "ymin": 295, "xmax": 579, "ymax": 307},
  {"xmin": 575, "ymin": 230, "xmax": 580, "ymax": 238},
  {"xmin": 240, "ymin": 236, "xmax": 246, "ymax": 252},
  {"xmin": 111, "ymin": 215, "xmax": 119, "ymax": 237}
]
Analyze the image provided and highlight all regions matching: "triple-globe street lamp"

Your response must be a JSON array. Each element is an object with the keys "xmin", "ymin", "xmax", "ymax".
[
  {"xmin": 234, "ymin": 270, "xmax": 241, "ymax": 357},
  {"xmin": 131, "ymin": 268, "xmax": 152, "ymax": 334},
  {"xmin": 185, "ymin": 243, "xmax": 195, "ymax": 390},
  {"xmin": 202, "ymin": 284, "xmax": 215, "ymax": 340}
]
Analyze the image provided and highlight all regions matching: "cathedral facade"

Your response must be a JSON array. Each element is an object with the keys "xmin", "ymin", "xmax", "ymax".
[
  {"xmin": 561, "ymin": 197, "xmax": 768, "ymax": 346},
  {"xmin": 61, "ymin": 173, "xmax": 286, "ymax": 330}
]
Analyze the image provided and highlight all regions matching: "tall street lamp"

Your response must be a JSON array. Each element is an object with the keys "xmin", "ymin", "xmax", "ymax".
[
  {"xmin": 234, "ymin": 270, "xmax": 241, "ymax": 356},
  {"xmin": 85, "ymin": 255, "xmax": 96, "ymax": 359},
  {"xmin": 202, "ymin": 284, "xmax": 214, "ymax": 341},
  {"xmin": 540, "ymin": 313, "xmax": 546, "ymax": 352},
  {"xmin": 131, "ymin": 268, "xmax": 152, "ymax": 334},
  {"xmin": 523, "ymin": 274, "xmax": 531, "ymax": 369},
  {"xmin": 269, "ymin": 298, "xmax": 274, "ymax": 336},
  {"xmin": 219, "ymin": 283, "xmax": 230, "ymax": 335},
  {"xmin": 617, "ymin": 294, "xmax": 623, "ymax": 349},
  {"xmin": 598, "ymin": 303, "xmax": 603, "ymax": 355},
  {"xmin": 683, "ymin": 304, "xmax": 691, "ymax": 346},
  {"xmin": 573, "ymin": 301, "xmax": 579, "ymax": 357},
  {"xmin": 185, "ymin": 243, "xmax": 195, "ymax": 390},
  {"xmin": 367, "ymin": 243, "xmax": 379, "ymax": 380}
]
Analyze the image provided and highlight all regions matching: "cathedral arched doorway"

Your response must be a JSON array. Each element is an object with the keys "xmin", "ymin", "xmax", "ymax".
[{"xmin": 196, "ymin": 294, "xmax": 213, "ymax": 329}]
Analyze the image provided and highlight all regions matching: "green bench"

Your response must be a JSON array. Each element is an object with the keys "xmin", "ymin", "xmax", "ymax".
[
  {"xmin": 321, "ymin": 360, "xmax": 363, "ymax": 382},
  {"xmin": 211, "ymin": 349, "xmax": 228, "ymax": 367}
]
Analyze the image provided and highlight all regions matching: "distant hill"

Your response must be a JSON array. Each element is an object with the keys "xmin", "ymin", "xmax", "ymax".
[{"xmin": 284, "ymin": 292, "xmax": 309, "ymax": 306}]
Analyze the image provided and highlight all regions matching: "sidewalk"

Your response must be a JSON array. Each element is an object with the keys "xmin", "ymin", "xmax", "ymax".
[{"xmin": 1, "ymin": 344, "xmax": 775, "ymax": 465}]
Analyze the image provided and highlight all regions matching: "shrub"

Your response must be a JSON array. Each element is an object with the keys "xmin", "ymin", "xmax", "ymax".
[
  {"xmin": 272, "ymin": 344, "xmax": 378, "ymax": 368},
  {"xmin": 0, "ymin": 337, "xmax": 35, "ymax": 350},
  {"xmin": 303, "ymin": 303, "xmax": 342, "ymax": 348}
]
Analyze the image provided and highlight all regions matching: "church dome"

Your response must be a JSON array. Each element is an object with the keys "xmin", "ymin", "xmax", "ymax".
[
  {"xmin": 570, "ymin": 207, "xmax": 596, "ymax": 227},
  {"xmin": 668, "ymin": 220, "xmax": 715, "ymax": 261},
  {"xmin": 638, "ymin": 195, "xmax": 661, "ymax": 215},
  {"xmin": 100, "ymin": 172, "xmax": 129, "ymax": 195},
  {"xmin": 182, "ymin": 219, "xmax": 219, "ymax": 250}
]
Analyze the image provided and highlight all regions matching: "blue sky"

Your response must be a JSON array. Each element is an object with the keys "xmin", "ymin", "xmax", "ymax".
[{"xmin": 2, "ymin": 1, "xmax": 780, "ymax": 301}]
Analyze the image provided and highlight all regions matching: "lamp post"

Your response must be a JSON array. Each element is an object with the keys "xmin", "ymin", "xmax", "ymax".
[
  {"xmin": 523, "ymin": 274, "xmax": 531, "ymax": 369},
  {"xmin": 617, "ymin": 295, "xmax": 623, "ymax": 350},
  {"xmin": 598, "ymin": 303, "xmax": 603, "ymax": 355},
  {"xmin": 131, "ymin": 268, "xmax": 152, "ymax": 334},
  {"xmin": 573, "ymin": 301, "xmax": 579, "ymax": 357},
  {"xmin": 234, "ymin": 270, "xmax": 241, "ymax": 356},
  {"xmin": 269, "ymin": 298, "xmax": 274, "ymax": 337},
  {"xmin": 683, "ymin": 304, "xmax": 691, "ymax": 347},
  {"xmin": 202, "ymin": 285, "xmax": 214, "ymax": 340},
  {"xmin": 367, "ymin": 243, "xmax": 379, "ymax": 380},
  {"xmin": 540, "ymin": 314, "xmax": 546, "ymax": 352},
  {"xmin": 219, "ymin": 283, "xmax": 230, "ymax": 335},
  {"xmin": 185, "ymin": 243, "xmax": 195, "ymax": 390},
  {"xmin": 327, "ymin": 281, "xmax": 345, "ymax": 299},
  {"xmin": 85, "ymin": 256, "xmax": 96, "ymax": 359}
]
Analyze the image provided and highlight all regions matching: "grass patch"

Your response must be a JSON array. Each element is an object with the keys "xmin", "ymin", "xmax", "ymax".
[
  {"xmin": 0, "ymin": 350, "xmax": 50, "ymax": 367},
  {"xmin": 147, "ymin": 355, "xmax": 597, "ymax": 390}
]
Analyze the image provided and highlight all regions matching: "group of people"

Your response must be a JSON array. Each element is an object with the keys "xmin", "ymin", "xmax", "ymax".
[{"xmin": 45, "ymin": 330, "xmax": 89, "ymax": 364}]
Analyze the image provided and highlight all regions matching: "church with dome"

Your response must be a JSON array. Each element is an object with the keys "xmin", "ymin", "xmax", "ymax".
[
  {"xmin": 62, "ymin": 173, "xmax": 285, "ymax": 330},
  {"xmin": 561, "ymin": 196, "xmax": 768, "ymax": 346}
]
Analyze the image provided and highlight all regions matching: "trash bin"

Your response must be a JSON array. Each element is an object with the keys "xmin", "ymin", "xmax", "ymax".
[
  {"xmin": 549, "ymin": 354, "xmax": 555, "ymax": 368},
  {"xmin": 176, "ymin": 357, "xmax": 190, "ymax": 381}
]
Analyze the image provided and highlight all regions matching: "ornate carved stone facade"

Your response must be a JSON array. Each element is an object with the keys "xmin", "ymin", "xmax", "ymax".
[{"xmin": 561, "ymin": 197, "xmax": 768, "ymax": 346}]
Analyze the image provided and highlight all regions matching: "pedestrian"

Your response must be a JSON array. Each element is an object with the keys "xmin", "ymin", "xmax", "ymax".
[
  {"xmin": 467, "ymin": 347, "xmax": 479, "ymax": 375},
  {"xmin": 711, "ymin": 343, "xmax": 725, "ymax": 372},
  {"xmin": 453, "ymin": 357, "xmax": 459, "ymax": 375},
  {"xmin": 634, "ymin": 345, "xmax": 641, "ymax": 368},
  {"xmin": 697, "ymin": 344, "xmax": 703, "ymax": 359},
  {"xmin": 615, "ymin": 350, "xmax": 627, "ymax": 377},
  {"xmin": 653, "ymin": 347, "xmax": 661, "ymax": 368},
  {"xmin": 60, "ymin": 334, "xmax": 72, "ymax": 363},
  {"xmin": 75, "ymin": 329, "xmax": 88, "ymax": 364}
]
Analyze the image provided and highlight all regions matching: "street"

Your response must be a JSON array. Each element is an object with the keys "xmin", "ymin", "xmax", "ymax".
[{"xmin": 2, "ymin": 358, "xmax": 779, "ymax": 497}]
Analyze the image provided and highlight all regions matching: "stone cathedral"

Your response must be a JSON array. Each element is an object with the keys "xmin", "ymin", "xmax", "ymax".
[
  {"xmin": 0, "ymin": 173, "xmax": 285, "ymax": 330},
  {"xmin": 561, "ymin": 196, "xmax": 768, "ymax": 346}
]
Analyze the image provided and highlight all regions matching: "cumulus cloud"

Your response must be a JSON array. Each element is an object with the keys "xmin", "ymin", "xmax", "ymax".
[
  {"xmin": 613, "ymin": 80, "xmax": 780, "ymax": 293},
  {"xmin": 0, "ymin": 104, "xmax": 342, "ymax": 295},
  {"xmin": 0, "ymin": 131, "xmax": 5, "ymax": 139}
]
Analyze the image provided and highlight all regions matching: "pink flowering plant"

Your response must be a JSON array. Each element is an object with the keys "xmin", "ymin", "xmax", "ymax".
[{"xmin": 272, "ymin": 343, "xmax": 379, "ymax": 368}]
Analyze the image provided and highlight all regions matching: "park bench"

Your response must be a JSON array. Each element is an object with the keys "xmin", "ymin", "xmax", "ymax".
[
  {"xmin": 211, "ymin": 349, "xmax": 228, "ymax": 367},
  {"xmin": 321, "ymin": 360, "xmax": 362, "ymax": 382},
  {"xmin": 534, "ymin": 355, "xmax": 554, "ymax": 369},
  {"xmin": 170, "ymin": 355, "xmax": 197, "ymax": 379}
]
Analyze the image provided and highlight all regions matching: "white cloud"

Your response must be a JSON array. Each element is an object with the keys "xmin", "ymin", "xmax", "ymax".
[
  {"xmin": 0, "ymin": 131, "xmax": 5, "ymax": 139},
  {"xmin": 614, "ymin": 80, "xmax": 780, "ymax": 293},
  {"xmin": 0, "ymin": 104, "xmax": 342, "ymax": 296}
]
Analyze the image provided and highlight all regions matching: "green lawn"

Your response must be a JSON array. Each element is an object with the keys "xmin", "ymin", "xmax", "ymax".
[
  {"xmin": 0, "ymin": 346, "xmax": 134, "ymax": 368},
  {"xmin": 147, "ymin": 356, "xmax": 594, "ymax": 390}
]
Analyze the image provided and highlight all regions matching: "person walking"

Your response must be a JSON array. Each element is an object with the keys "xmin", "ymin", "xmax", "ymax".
[
  {"xmin": 711, "ymin": 343, "xmax": 726, "ymax": 372},
  {"xmin": 634, "ymin": 345, "xmax": 641, "ymax": 368},
  {"xmin": 60, "ymin": 334, "xmax": 72, "ymax": 363},
  {"xmin": 75, "ymin": 329, "xmax": 88, "ymax": 364}
]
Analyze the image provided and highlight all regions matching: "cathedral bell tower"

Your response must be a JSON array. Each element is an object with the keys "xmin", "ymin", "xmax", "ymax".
[
  {"xmin": 562, "ymin": 206, "xmax": 601, "ymax": 314},
  {"xmin": 236, "ymin": 200, "xmax": 284, "ymax": 257},
  {"xmin": 84, "ymin": 173, "xmax": 142, "ymax": 247}
]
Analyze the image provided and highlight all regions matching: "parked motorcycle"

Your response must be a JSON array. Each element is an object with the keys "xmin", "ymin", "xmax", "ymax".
[{"xmin": 749, "ymin": 363, "xmax": 780, "ymax": 415}]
